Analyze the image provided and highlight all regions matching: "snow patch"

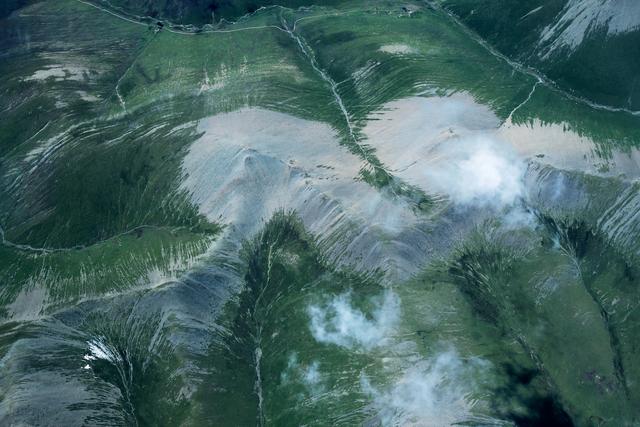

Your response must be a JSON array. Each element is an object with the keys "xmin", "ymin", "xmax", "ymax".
[
  {"xmin": 378, "ymin": 44, "xmax": 416, "ymax": 55},
  {"xmin": 24, "ymin": 65, "xmax": 88, "ymax": 82},
  {"xmin": 83, "ymin": 337, "xmax": 122, "ymax": 364},
  {"xmin": 76, "ymin": 90, "xmax": 100, "ymax": 102}
]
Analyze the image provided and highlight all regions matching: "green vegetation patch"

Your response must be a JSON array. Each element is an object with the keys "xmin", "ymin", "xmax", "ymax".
[
  {"xmin": 436, "ymin": 0, "xmax": 640, "ymax": 110},
  {"xmin": 435, "ymin": 219, "xmax": 640, "ymax": 425},
  {"xmin": 192, "ymin": 211, "xmax": 386, "ymax": 425},
  {"xmin": 0, "ymin": 226, "xmax": 215, "ymax": 318}
]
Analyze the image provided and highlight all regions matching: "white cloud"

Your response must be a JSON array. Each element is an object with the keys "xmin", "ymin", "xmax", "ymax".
[
  {"xmin": 308, "ymin": 290, "xmax": 400, "ymax": 350},
  {"xmin": 423, "ymin": 136, "xmax": 526, "ymax": 208},
  {"xmin": 303, "ymin": 361, "xmax": 322, "ymax": 388},
  {"xmin": 281, "ymin": 353, "xmax": 325, "ymax": 395},
  {"xmin": 361, "ymin": 350, "xmax": 500, "ymax": 426}
]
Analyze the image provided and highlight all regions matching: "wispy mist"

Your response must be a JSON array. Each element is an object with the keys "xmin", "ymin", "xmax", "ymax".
[
  {"xmin": 361, "ymin": 350, "xmax": 497, "ymax": 426},
  {"xmin": 424, "ymin": 135, "xmax": 526, "ymax": 209},
  {"xmin": 307, "ymin": 290, "xmax": 400, "ymax": 350}
]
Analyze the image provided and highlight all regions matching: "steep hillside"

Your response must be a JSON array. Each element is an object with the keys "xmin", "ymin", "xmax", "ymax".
[
  {"xmin": 95, "ymin": 0, "xmax": 344, "ymax": 24},
  {"xmin": 2, "ymin": 0, "xmax": 640, "ymax": 425},
  {"xmin": 437, "ymin": 0, "xmax": 640, "ymax": 110}
]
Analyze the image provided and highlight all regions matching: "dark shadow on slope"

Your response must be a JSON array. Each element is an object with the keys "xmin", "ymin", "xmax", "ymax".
[{"xmin": 97, "ymin": 0, "xmax": 345, "ymax": 25}]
